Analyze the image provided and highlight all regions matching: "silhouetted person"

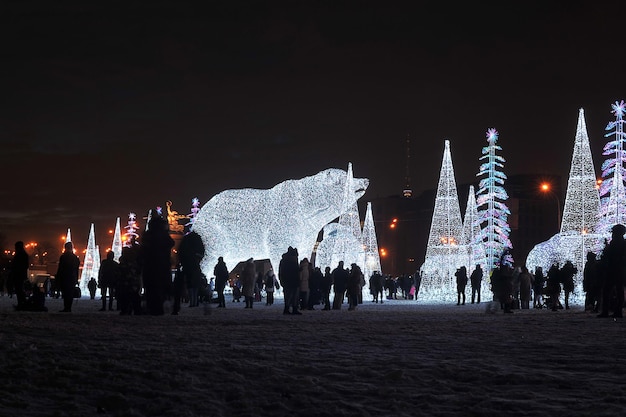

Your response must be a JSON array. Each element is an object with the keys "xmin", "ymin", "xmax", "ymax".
[
  {"xmin": 98, "ymin": 251, "xmax": 120, "ymax": 311},
  {"xmin": 369, "ymin": 271, "xmax": 384, "ymax": 304},
  {"xmin": 518, "ymin": 266, "xmax": 534, "ymax": 309},
  {"xmin": 546, "ymin": 263, "xmax": 562, "ymax": 311},
  {"xmin": 214, "ymin": 257, "xmax": 229, "ymax": 308},
  {"xmin": 598, "ymin": 224, "xmax": 626, "ymax": 318},
  {"xmin": 583, "ymin": 251, "xmax": 600, "ymax": 312},
  {"xmin": 455, "ymin": 266, "xmax": 468, "ymax": 305},
  {"xmin": 11, "ymin": 241, "xmax": 29, "ymax": 310},
  {"xmin": 331, "ymin": 261, "xmax": 348, "ymax": 310},
  {"xmin": 470, "ymin": 264, "xmax": 483, "ymax": 304},
  {"xmin": 320, "ymin": 266, "xmax": 333, "ymax": 310},
  {"xmin": 118, "ymin": 243, "xmax": 142, "ymax": 315},
  {"xmin": 264, "ymin": 268, "xmax": 279, "ymax": 306},
  {"xmin": 178, "ymin": 231, "xmax": 205, "ymax": 308},
  {"xmin": 560, "ymin": 260, "xmax": 577, "ymax": 310},
  {"xmin": 533, "ymin": 267, "xmax": 545, "ymax": 308},
  {"xmin": 139, "ymin": 215, "xmax": 175, "ymax": 315},
  {"xmin": 241, "ymin": 258, "xmax": 257, "ymax": 308},
  {"xmin": 279, "ymin": 246, "xmax": 300, "ymax": 315},
  {"xmin": 88, "ymin": 277, "xmax": 98, "ymax": 299},
  {"xmin": 347, "ymin": 263, "xmax": 362, "ymax": 311},
  {"xmin": 56, "ymin": 241, "xmax": 80, "ymax": 312}
]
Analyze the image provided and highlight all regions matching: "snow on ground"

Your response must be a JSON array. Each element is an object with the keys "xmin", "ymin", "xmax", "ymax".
[{"xmin": 0, "ymin": 294, "xmax": 624, "ymax": 417}]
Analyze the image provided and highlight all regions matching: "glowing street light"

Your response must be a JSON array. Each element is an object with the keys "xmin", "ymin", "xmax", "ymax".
[{"xmin": 540, "ymin": 182, "xmax": 561, "ymax": 231}]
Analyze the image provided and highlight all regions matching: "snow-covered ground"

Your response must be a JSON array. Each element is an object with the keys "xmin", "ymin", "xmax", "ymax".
[{"xmin": 0, "ymin": 294, "xmax": 622, "ymax": 417}]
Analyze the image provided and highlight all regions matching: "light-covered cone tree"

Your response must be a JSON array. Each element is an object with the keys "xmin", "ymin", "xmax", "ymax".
[
  {"xmin": 362, "ymin": 202, "xmax": 382, "ymax": 279},
  {"xmin": 461, "ymin": 185, "xmax": 487, "ymax": 277},
  {"xmin": 80, "ymin": 223, "xmax": 100, "ymax": 297},
  {"xmin": 561, "ymin": 108, "xmax": 601, "ymax": 235},
  {"xmin": 111, "ymin": 217, "xmax": 123, "ymax": 262},
  {"xmin": 421, "ymin": 140, "xmax": 465, "ymax": 301}
]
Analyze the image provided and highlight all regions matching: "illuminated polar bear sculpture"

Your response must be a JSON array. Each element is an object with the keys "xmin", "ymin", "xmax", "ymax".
[{"xmin": 193, "ymin": 167, "xmax": 369, "ymax": 277}]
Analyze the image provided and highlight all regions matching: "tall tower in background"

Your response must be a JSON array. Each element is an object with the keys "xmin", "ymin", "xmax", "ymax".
[{"xmin": 403, "ymin": 134, "xmax": 413, "ymax": 198}]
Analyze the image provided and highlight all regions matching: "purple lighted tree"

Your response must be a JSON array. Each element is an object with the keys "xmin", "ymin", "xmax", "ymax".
[
  {"xmin": 597, "ymin": 100, "xmax": 626, "ymax": 235},
  {"xmin": 476, "ymin": 128, "xmax": 512, "ymax": 273}
]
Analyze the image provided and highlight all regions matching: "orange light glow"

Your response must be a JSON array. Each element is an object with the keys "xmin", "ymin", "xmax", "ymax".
[{"xmin": 540, "ymin": 183, "xmax": 550, "ymax": 192}]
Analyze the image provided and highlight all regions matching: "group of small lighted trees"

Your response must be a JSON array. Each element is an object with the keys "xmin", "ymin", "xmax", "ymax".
[
  {"xmin": 420, "ymin": 130, "xmax": 511, "ymax": 302},
  {"xmin": 420, "ymin": 101, "xmax": 626, "ymax": 304},
  {"xmin": 526, "ymin": 102, "xmax": 626, "ymax": 301},
  {"xmin": 73, "ymin": 198, "xmax": 201, "ymax": 297}
]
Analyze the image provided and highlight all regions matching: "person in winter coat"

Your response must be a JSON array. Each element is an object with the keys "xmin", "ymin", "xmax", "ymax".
[
  {"xmin": 178, "ymin": 231, "xmax": 205, "ymax": 308},
  {"xmin": 56, "ymin": 241, "xmax": 80, "ymax": 313},
  {"xmin": 264, "ymin": 268, "xmax": 279, "ymax": 306},
  {"xmin": 320, "ymin": 266, "xmax": 333, "ymax": 310},
  {"xmin": 241, "ymin": 258, "xmax": 257, "ymax": 309},
  {"xmin": 455, "ymin": 266, "xmax": 468, "ymax": 306},
  {"xmin": 308, "ymin": 266, "xmax": 323, "ymax": 309},
  {"xmin": 87, "ymin": 277, "xmax": 98, "ymax": 299},
  {"xmin": 118, "ymin": 243, "xmax": 143, "ymax": 315},
  {"xmin": 98, "ymin": 251, "xmax": 120, "ymax": 311},
  {"xmin": 299, "ymin": 258, "xmax": 311, "ymax": 310},
  {"xmin": 583, "ymin": 251, "xmax": 600, "ymax": 312},
  {"xmin": 347, "ymin": 263, "xmax": 363, "ymax": 311},
  {"xmin": 214, "ymin": 257, "xmax": 229, "ymax": 308},
  {"xmin": 11, "ymin": 241, "xmax": 30, "ymax": 310},
  {"xmin": 533, "ymin": 266, "xmax": 545, "ymax": 308},
  {"xmin": 518, "ymin": 266, "xmax": 534, "ymax": 309},
  {"xmin": 331, "ymin": 261, "xmax": 349, "ymax": 310},
  {"xmin": 139, "ymin": 215, "xmax": 175, "ymax": 315},
  {"xmin": 279, "ymin": 247, "xmax": 301, "ymax": 315},
  {"xmin": 560, "ymin": 260, "xmax": 577, "ymax": 310},
  {"xmin": 598, "ymin": 224, "xmax": 626, "ymax": 318},
  {"xmin": 470, "ymin": 264, "xmax": 483, "ymax": 304},
  {"xmin": 546, "ymin": 263, "xmax": 562, "ymax": 311},
  {"xmin": 369, "ymin": 271, "xmax": 384, "ymax": 304}
]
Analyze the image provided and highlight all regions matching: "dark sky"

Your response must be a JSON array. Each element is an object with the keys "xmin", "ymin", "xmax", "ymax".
[{"xmin": 0, "ymin": 0, "xmax": 624, "ymax": 250}]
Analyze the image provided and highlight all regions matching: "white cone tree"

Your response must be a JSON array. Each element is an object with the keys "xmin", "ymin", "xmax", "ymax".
[
  {"xmin": 362, "ymin": 202, "xmax": 382, "ymax": 279},
  {"xmin": 79, "ymin": 223, "xmax": 100, "ymax": 297},
  {"xmin": 421, "ymin": 140, "xmax": 465, "ymax": 301},
  {"xmin": 330, "ymin": 163, "xmax": 365, "ymax": 269},
  {"xmin": 111, "ymin": 217, "xmax": 123, "ymax": 262},
  {"xmin": 561, "ymin": 108, "xmax": 601, "ymax": 234},
  {"xmin": 461, "ymin": 185, "xmax": 487, "ymax": 276}
]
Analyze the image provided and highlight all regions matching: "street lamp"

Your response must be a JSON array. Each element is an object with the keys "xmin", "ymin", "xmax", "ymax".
[{"xmin": 540, "ymin": 182, "xmax": 561, "ymax": 231}]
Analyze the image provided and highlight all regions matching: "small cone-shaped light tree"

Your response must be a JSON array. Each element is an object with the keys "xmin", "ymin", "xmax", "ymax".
[
  {"xmin": 331, "ymin": 163, "xmax": 365, "ymax": 269},
  {"xmin": 476, "ymin": 128, "xmax": 512, "ymax": 273},
  {"xmin": 362, "ymin": 202, "xmax": 382, "ymax": 279},
  {"xmin": 422, "ymin": 140, "xmax": 465, "ymax": 301},
  {"xmin": 598, "ymin": 100, "xmax": 626, "ymax": 236},
  {"xmin": 80, "ymin": 224, "xmax": 100, "ymax": 297},
  {"xmin": 461, "ymin": 185, "xmax": 487, "ymax": 275},
  {"xmin": 111, "ymin": 217, "xmax": 123, "ymax": 262},
  {"xmin": 561, "ymin": 108, "xmax": 601, "ymax": 234},
  {"xmin": 124, "ymin": 213, "xmax": 140, "ymax": 247}
]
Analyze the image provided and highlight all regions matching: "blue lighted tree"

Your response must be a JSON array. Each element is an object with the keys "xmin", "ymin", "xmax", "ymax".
[
  {"xmin": 476, "ymin": 128, "xmax": 512, "ymax": 273},
  {"xmin": 597, "ymin": 100, "xmax": 626, "ymax": 235}
]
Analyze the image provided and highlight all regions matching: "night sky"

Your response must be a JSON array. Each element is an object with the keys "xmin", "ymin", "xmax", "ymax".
[{"xmin": 1, "ymin": 0, "xmax": 624, "ymax": 251}]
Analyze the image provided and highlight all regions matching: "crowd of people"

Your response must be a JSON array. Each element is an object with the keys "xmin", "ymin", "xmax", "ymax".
[{"xmin": 5, "ymin": 217, "xmax": 626, "ymax": 318}]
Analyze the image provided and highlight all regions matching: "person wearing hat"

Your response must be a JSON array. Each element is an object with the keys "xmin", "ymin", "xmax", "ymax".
[{"xmin": 598, "ymin": 224, "xmax": 626, "ymax": 318}]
